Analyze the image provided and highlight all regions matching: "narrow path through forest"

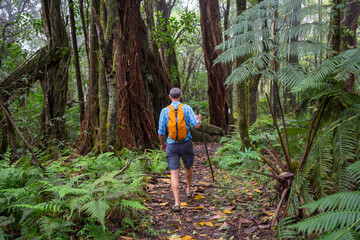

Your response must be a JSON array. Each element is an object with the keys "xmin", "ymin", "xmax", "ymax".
[{"xmin": 141, "ymin": 142, "xmax": 276, "ymax": 240}]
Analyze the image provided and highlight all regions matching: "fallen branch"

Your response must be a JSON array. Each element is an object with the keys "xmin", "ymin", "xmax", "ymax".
[
  {"xmin": 271, "ymin": 187, "xmax": 290, "ymax": 228},
  {"xmin": 0, "ymin": 99, "xmax": 46, "ymax": 171},
  {"xmin": 114, "ymin": 151, "xmax": 147, "ymax": 178}
]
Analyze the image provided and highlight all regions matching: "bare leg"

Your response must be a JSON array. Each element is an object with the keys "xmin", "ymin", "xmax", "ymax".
[
  {"xmin": 170, "ymin": 169, "xmax": 180, "ymax": 206},
  {"xmin": 185, "ymin": 167, "xmax": 192, "ymax": 194}
]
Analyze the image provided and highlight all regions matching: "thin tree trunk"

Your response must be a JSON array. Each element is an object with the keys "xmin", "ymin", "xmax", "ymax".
[
  {"xmin": 199, "ymin": 0, "xmax": 228, "ymax": 131},
  {"xmin": 144, "ymin": 0, "xmax": 172, "ymax": 127},
  {"xmin": 79, "ymin": 0, "xmax": 89, "ymax": 63},
  {"xmin": 342, "ymin": 0, "xmax": 360, "ymax": 92},
  {"xmin": 327, "ymin": 0, "xmax": 341, "ymax": 57},
  {"xmin": 157, "ymin": 0, "xmax": 181, "ymax": 88},
  {"xmin": 224, "ymin": 0, "xmax": 234, "ymax": 125},
  {"xmin": 68, "ymin": 0, "xmax": 85, "ymax": 122},
  {"xmin": 249, "ymin": 75, "xmax": 261, "ymax": 126},
  {"xmin": 0, "ymin": 113, "xmax": 8, "ymax": 154},
  {"xmin": 288, "ymin": 0, "xmax": 301, "ymax": 111},
  {"xmin": 235, "ymin": 0, "xmax": 253, "ymax": 149},
  {"xmin": 76, "ymin": 0, "xmax": 100, "ymax": 155}
]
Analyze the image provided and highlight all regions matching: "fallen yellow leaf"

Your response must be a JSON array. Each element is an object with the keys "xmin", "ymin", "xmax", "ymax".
[
  {"xmin": 180, "ymin": 202, "xmax": 188, "ymax": 206},
  {"xmin": 199, "ymin": 222, "xmax": 205, "ymax": 226},
  {"xmin": 194, "ymin": 194, "xmax": 205, "ymax": 200},
  {"xmin": 198, "ymin": 181, "xmax": 211, "ymax": 186},
  {"xmin": 194, "ymin": 206, "xmax": 204, "ymax": 210},
  {"xmin": 160, "ymin": 202, "xmax": 169, "ymax": 206},
  {"xmin": 181, "ymin": 236, "xmax": 193, "ymax": 240},
  {"xmin": 167, "ymin": 175, "xmax": 172, "ymax": 177},
  {"xmin": 224, "ymin": 209, "xmax": 232, "ymax": 214},
  {"xmin": 254, "ymin": 189, "xmax": 261, "ymax": 193},
  {"xmin": 204, "ymin": 222, "xmax": 213, "ymax": 227}
]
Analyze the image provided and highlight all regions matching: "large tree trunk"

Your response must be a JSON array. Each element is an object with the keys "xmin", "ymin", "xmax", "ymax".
[
  {"xmin": 114, "ymin": 0, "xmax": 158, "ymax": 149},
  {"xmin": 342, "ymin": 0, "xmax": 360, "ymax": 92},
  {"xmin": 40, "ymin": 0, "xmax": 70, "ymax": 144},
  {"xmin": 199, "ymin": 0, "xmax": 228, "ymax": 131}
]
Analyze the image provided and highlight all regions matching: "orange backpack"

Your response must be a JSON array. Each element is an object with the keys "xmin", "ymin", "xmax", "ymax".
[{"xmin": 167, "ymin": 104, "xmax": 187, "ymax": 141}]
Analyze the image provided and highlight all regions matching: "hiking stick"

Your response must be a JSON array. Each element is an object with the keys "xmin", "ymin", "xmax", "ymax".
[{"xmin": 195, "ymin": 104, "xmax": 215, "ymax": 182}]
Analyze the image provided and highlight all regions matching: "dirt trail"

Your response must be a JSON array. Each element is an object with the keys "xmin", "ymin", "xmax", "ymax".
[{"xmin": 143, "ymin": 142, "xmax": 276, "ymax": 240}]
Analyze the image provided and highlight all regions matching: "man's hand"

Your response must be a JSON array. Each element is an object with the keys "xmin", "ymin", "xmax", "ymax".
[
  {"xmin": 194, "ymin": 114, "xmax": 202, "ymax": 129},
  {"xmin": 159, "ymin": 134, "xmax": 166, "ymax": 151},
  {"xmin": 161, "ymin": 143, "xmax": 166, "ymax": 151}
]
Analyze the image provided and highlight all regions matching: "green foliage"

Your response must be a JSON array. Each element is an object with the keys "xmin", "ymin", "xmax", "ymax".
[
  {"xmin": 144, "ymin": 149, "xmax": 168, "ymax": 174},
  {"xmin": 153, "ymin": 10, "xmax": 197, "ymax": 49},
  {"xmin": 0, "ymin": 150, "xmax": 152, "ymax": 238},
  {"xmin": 278, "ymin": 190, "xmax": 360, "ymax": 239},
  {"xmin": 215, "ymin": 134, "xmax": 263, "ymax": 171}
]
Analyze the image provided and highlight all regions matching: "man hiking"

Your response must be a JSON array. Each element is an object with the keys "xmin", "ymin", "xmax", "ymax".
[{"xmin": 158, "ymin": 88, "xmax": 202, "ymax": 211}]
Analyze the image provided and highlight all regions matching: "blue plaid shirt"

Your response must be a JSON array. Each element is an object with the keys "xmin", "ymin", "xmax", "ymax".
[{"xmin": 158, "ymin": 101, "xmax": 199, "ymax": 144}]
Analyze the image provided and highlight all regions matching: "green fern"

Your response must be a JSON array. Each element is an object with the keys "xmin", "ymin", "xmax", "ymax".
[
  {"xmin": 121, "ymin": 199, "xmax": 148, "ymax": 211},
  {"xmin": 80, "ymin": 199, "xmax": 111, "ymax": 227}
]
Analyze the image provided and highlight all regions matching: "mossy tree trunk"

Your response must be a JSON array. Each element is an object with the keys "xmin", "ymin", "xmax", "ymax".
[
  {"xmin": 199, "ymin": 0, "xmax": 228, "ymax": 131},
  {"xmin": 40, "ymin": 0, "xmax": 70, "ymax": 144},
  {"xmin": 235, "ymin": 0, "xmax": 253, "ymax": 149}
]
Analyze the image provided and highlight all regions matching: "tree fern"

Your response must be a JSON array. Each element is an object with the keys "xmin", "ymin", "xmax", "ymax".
[{"xmin": 287, "ymin": 194, "xmax": 360, "ymax": 236}]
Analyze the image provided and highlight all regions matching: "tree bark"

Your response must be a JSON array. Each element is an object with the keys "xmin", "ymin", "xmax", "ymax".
[
  {"xmin": 327, "ymin": 0, "xmax": 342, "ymax": 57},
  {"xmin": 235, "ymin": 0, "xmax": 253, "ymax": 149},
  {"xmin": 68, "ymin": 0, "xmax": 85, "ymax": 122},
  {"xmin": 79, "ymin": 0, "xmax": 90, "ymax": 63},
  {"xmin": 249, "ymin": 75, "xmax": 261, "ymax": 126},
  {"xmin": 114, "ymin": 0, "xmax": 158, "ymax": 149},
  {"xmin": 76, "ymin": 0, "xmax": 100, "ymax": 155},
  {"xmin": 144, "ymin": 0, "xmax": 172, "ymax": 127},
  {"xmin": 341, "ymin": 0, "xmax": 360, "ymax": 92},
  {"xmin": 157, "ymin": 0, "xmax": 181, "ymax": 88},
  {"xmin": 199, "ymin": 0, "xmax": 228, "ymax": 131},
  {"xmin": 287, "ymin": 0, "xmax": 301, "ymax": 111},
  {"xmin": 223, "ymin": 0, "xmax": 234, "ymax": 125},
  {"xmin": 40, "ymin": 0, "xmax": 70, "ymax": 144}
]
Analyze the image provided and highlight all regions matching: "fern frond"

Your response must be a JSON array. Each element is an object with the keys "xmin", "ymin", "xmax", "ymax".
[
  {"xmin": 80, "ymin": 199, "xmax": 111, "ymax": 226},
  {"xmin": 290, "ymin": 210, "xmax": 360, "ymax": 235},
  {"xmin": 276, "ymin": 217, "xmax": 298, "ymax": 240},
  {"xmin": 302, "ymin": 191, "xmax": 360, "ymax": 214},
  {"xmin": 317, "ymin": 228, "xmax": 360, "ymax": 240},
  {"xmin": 11, "ymin": 202, "xmax": 62, "ymax": 213},
  {"xmin": 347, "ymin": 161, "xmax": 360, "ymax": 186},
  {"xmin": 121, "ymin": 199, "xmax": 147, "ymax": 211}
]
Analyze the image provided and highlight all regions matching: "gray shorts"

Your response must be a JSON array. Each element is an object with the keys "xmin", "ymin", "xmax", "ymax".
[{"xmin": 166, "ymin": 140, "xmax": 194, "ymax": 170}]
